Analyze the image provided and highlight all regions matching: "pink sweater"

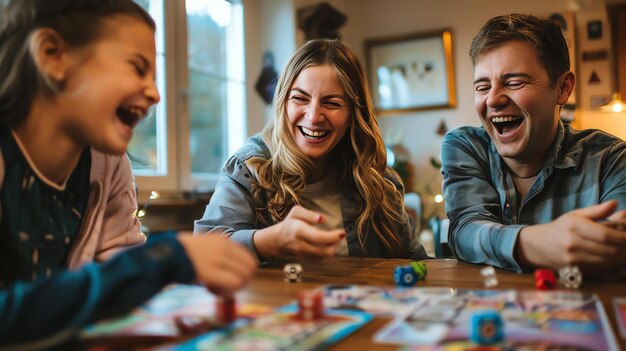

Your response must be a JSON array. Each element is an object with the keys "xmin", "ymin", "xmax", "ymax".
[{"xmin": 0, "ymin": 149, "xmax": 145, "ymax": 269}]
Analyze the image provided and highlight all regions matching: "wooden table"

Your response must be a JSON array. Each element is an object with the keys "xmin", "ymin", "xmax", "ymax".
[
  {"xmin": 85, "ymin": 257, "xmax": 626, "ymax": 350},
  {"xmin": 237, "ymin": 257, "xmax": 626, "ymax": 350}
]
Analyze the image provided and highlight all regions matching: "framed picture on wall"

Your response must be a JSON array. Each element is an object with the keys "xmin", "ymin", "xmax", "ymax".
[{"xmin": 365, "ymin": 29, "xmax": 456, "ymax": 114}]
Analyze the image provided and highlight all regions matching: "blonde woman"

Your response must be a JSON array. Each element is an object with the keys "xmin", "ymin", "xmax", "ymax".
[{"xmin": 195, "ymin": 39, "xmax": 427, "ymax": 262}]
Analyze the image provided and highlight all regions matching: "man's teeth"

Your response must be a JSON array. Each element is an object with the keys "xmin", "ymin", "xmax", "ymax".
[
  {"xmin": 301, "ymin": 126, "xmax": 329, "ymax": 138},
  {"xmin": 491, "ymin": 116, "xmax": 521, "ymax": 123}
]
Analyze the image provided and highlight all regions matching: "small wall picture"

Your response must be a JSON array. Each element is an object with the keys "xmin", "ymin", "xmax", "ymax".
[
  {"xmin": 582, "ymin": 50, "xmax": 608, "ymax": 62},
  {"xmin": 587, "ymin": 20, "xmax": 603, "ymax": 39},
  {"xmin": 588, "ymin": 70, "xmax": 602, "ymax": 85},
  {"xmin": 365, "ymin": 29, "xmax": 456, "ymax": 114},
  {"xmin": 590, "ymin": 95, "xmax": 611, "ymax": 109}
]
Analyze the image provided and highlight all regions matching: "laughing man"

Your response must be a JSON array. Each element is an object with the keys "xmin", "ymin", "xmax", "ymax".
[{"xmin": 441, "ymin": 13, "xmax": 626, "ymax": 278}]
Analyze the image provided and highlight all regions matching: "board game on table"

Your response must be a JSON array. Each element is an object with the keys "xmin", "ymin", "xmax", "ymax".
[{"xmin": 82, "ymin": 281, "xmax": 621, "ymax": 350}]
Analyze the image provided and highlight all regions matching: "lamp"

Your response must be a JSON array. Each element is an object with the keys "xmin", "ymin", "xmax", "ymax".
[
  {"xmin": 601, "ymin": 6, "xmax": 625, "ymax": 113},
  {"xmin": 600, "ymin": 92, "xmax": 626, "ymax": 113}
]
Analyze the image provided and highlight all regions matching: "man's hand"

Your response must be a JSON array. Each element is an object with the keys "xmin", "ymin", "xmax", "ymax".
[{"xmin": 516, "ymin": 200, "xmax": 626, "ymax": 275}]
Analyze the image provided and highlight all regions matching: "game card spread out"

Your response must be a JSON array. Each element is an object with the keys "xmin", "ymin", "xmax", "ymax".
[
  {"xmin": 82, "ymin": 284, "xmax": 620, "ymax": 350},
  {"xmin": 173, "ymin": 305, "xmax": 372, "ymax": 351},
  {"xmin": 323, "ymin": 285, "xmax": 619, "ymax": 351},
  {"xmin": 81, "ymin": 285, "xmax": 271, "ymax": 339},
  {"xmin": 615, "ymin": 298, "xmax": 626, "ymax": 339}
]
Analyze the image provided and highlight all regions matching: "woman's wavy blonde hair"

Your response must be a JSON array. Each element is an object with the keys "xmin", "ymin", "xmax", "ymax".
[{"xmin": 248, "ymin": 38, "xmax": 409, "ymax": 254}]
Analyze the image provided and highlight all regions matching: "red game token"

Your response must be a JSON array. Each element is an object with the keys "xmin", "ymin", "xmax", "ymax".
[
  {"xmin": 534, "ymin": 269, "xmax": 556, "ymax": 290},
  {"xmin": 174, "ymin": 315, "xmax": 216, "ymax": 334},
  {"xmin": 297, "ymin": 290, "xmax": 324, "ymax": 321},
  {"xmin": 216, "ymin": 296, "xmax": 236, "ymax": 324}
]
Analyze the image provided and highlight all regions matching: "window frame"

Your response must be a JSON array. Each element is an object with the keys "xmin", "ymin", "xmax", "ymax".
[{"xmin": 134, "ymin": 0, "xmax": 246, "ymax": 193}]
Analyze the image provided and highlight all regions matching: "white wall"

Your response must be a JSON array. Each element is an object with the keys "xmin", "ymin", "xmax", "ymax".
[
  {"xmin": 243, "ymin": 0, "xmax": 297, "ymax": 137},
  {"xmin": 245, "ymin": 0, "xmax": 626, "ymax": 205},
  {"xmin": 336, "ymin": 0, "xmax": 586, "ymax": 200}
]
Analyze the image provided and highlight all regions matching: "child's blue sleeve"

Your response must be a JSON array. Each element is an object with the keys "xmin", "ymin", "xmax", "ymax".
[{"xmin": 0, "ymin": 232, "xmax": 195, "ymax": 349}]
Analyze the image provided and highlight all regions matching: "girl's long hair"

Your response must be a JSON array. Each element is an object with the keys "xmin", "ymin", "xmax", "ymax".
[{"xmin": 248, "ymin": 38, "xmax": 409, "ymax": 253}]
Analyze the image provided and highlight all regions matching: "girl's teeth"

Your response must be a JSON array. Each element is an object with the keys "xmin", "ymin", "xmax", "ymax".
[{"xmin": 123, "ymin": 106, "xmax": 144, "ymax": 119}]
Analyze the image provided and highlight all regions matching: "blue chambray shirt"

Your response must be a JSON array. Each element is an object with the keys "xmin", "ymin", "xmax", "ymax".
[
  {"xmin": 194, "ymin": 135, "xmax": 428, "ymax": 262},
  {"xmin": 441, "ymin": 121, "xmax": 626, "ymax": 272}
]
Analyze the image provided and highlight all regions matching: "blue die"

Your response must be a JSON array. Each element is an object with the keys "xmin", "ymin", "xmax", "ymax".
[
  {"xmin": 394, "ymin": 265, "xmax": 417, "ymax": 287},
  {"xmin": 470, "ymin": 310, "xmax": 504, "ymax": 345}
]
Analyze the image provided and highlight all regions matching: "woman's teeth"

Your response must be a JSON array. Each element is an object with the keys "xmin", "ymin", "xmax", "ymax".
[{"xmin": 300, "ymin": 126, "xmax": 330, "ymax": 139}]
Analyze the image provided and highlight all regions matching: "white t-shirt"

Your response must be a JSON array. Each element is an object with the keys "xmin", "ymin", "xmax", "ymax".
[{"xmin": 300, "ymin": 172, "xmax": 347, "ymax": 256}]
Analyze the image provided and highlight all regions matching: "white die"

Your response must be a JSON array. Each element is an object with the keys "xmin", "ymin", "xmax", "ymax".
[
  {"xmin": 480, "ymin": 266, "xmax": 498, "ymax": 288},
  {"xmin": 559, "ymin": 266, "xmax": 582, "ymax": 289},
  {"xmin": 283, "ymin": 263, "xmax": 303, "ymax": 283}
]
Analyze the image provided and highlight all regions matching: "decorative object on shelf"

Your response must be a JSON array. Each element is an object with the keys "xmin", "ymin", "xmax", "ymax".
[
  {"xmin": 255, "ymin": 52, "xmax": 278, "ymax": 105},
  {"xmin": 297, "ymin": 2, "xmax": 346, "ymax": 40},
  {"xmin": 436, "ymin": 118, "xmax": 448, "ymax": 137},
  {"xmin": 365, "ymin": 29, "xmax": 456, "ymax": 114}
]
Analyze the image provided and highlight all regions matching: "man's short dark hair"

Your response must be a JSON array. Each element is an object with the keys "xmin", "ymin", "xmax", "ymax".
[{"xmin": 469, "ymin": 13, "xmax": 570, "ymax": 87}]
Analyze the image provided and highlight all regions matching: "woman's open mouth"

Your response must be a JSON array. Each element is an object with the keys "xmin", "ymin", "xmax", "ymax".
[{"xmin": 299, "ymin": 126, "xmax": 330, "ymax": 140}]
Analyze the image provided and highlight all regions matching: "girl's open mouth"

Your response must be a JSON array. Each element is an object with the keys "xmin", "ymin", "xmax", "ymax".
[{"xmin": 116, "ymin": 106, "xmax": 145, "ymax": 129}]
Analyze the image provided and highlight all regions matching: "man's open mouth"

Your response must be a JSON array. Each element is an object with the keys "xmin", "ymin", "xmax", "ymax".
[
  {"xmin": 491, "ymin": 116, "xmax": 523, "ymax": 135},
  {"xmin": 299, "ymin": 126, "xmax": 330, "ymax": 140}
]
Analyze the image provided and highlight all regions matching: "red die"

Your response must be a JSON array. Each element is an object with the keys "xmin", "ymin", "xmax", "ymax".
[
  {"xmin": 534, "ymin": 269, "xmax": 556, "ymax": 290},
  {"xmin": 216, "ymin": 296, "xmax": 236, "ymax": 324},
  {"xmin": 297, "ymin": 290, "xmax": 324, "ymax": 321}
]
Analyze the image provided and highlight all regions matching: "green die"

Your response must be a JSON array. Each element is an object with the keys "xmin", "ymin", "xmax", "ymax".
[{"xmin": 410, "ymin": 261, "xmax": 427, "ymax": 280}]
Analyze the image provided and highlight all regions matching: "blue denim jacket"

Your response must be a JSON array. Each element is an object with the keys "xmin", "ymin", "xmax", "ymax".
[
  {"xmin": 194, "ymin": 135, "xmax": 427, "ymax": 261},
  {"xmin": 441, "ymin": 122, "xmax": 626, "ymax": 272}
]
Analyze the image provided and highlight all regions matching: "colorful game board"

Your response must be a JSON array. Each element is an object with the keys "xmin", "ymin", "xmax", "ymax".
[
  {"xmin": 82, "ymin": 284, "xmax": 371, "ymax": 350},
  {"xmin": 81, "ymin": 284, "xmax": 271, "ymax": 339},
  {"xmin": 82, "ymin": 284, "xmax": 620, "ymax": 350},
  {"xmin": 614, "ymin": 298, "xmax": 626, "ymax": 339},
  {"xmin": 321, "ymin": 284, "xmax": 455, "ymax": 316},
  {"xmin": 171, "ymin": 305, "xmax": 372, "ymax": 351},
  {"xmin": 376, "ymin": 289, "xmax": 617, "ymax": 350},
  {"xmin": 320, "ymin": 285, "xmax": 619, "ymax": 350}
]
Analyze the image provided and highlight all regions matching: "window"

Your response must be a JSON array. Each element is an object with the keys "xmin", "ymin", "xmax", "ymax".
[{"xmin": 129, "ymin": 0, "xmax": 246, "ymax": 192}]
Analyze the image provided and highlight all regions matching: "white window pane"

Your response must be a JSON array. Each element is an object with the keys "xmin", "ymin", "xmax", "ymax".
[
  {"xmin": 129, "ymin": 0, "xmax": 167, "ymax": 175},
  {"xmin": 189, "ymin": 72, "xmax": 227, "ymax": 173},
  {"xmin": 186, "ymin": 0, "xmax": 245, "ymax": 175},
  {"xmin": 128, "ymin": 108, "xmax": 157, "ymax": 170}
]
